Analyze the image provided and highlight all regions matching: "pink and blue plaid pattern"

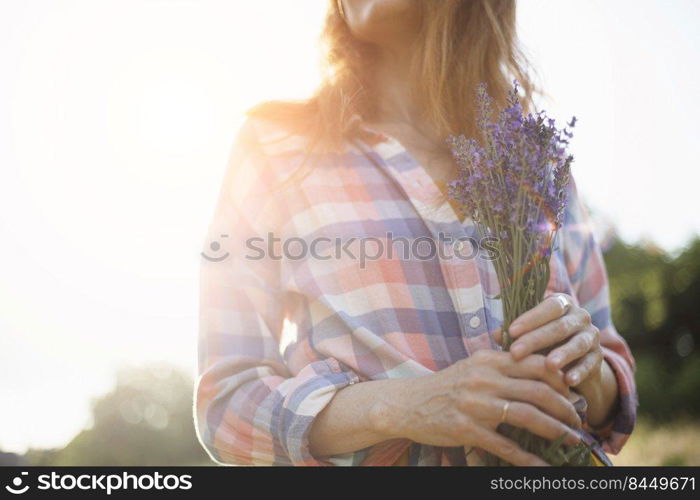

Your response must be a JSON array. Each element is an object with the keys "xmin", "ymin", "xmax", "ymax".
[{"xmin": 195, "ymin": 118, "xmax": 637, "ymax": 466}]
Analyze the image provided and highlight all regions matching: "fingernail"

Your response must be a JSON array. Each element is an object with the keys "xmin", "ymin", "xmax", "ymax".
[
  {"xmin": 569, "ymin": 372, "xmax": 580, "ymax": 385},
  {"xmin": 568, "ymin": 430, "xmax": 582, "ymax": 444},
  {"xmin": 550, "ymin": 353, "xmax": 563, "ymax": 366}
]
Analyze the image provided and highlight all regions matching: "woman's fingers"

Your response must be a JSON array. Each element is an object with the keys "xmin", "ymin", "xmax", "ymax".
[
  {"xmin": 500, "ymin": 378, "xmax": 582, "ymax": 429},
  {"xmin": 471, "ymin": 425, "xmax": 549, "ymax": 466},
  {"xmin": 499, "ymin": 400, "xmax": 582, "ymax": 446},
  {"xmin": 508, "ymin": 294, "xmax": 574, "ymax": 339},
  {"xmin": 510, "ymin": 309, "xmax": 591, "ymax": 361},
  {"xmin": 501, "ymin": 354, "xmax": 569, "ymax": 396},
  {"xmin": 546, "ymin": 327, "xmax": 599, "ymax": 371},
  {"xmin": 565, "ymin": 349, "xmax": 604, "ymax": 386}
]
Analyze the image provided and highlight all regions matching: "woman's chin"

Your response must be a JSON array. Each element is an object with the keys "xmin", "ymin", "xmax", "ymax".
[{"xmin": 344, "ymin": 0, "xmax": 421, "ymax": 44}]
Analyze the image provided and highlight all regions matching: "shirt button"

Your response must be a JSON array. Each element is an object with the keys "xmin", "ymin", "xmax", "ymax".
[{"xmin": 469, "ymin": 315, "xmax": 481, "ymax": 329}]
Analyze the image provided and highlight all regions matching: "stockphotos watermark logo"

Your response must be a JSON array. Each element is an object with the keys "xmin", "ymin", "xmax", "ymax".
[
  {"xmin": 201, "ymin": 231, "xmax": 500, "ymax": 267},
  {"xmin": 5, "ymin": 472, "xmax": 29, "ymax": 495},
  {"xmin": 3, "ymin": 471, "xmax": 192, "ymax": 495}
]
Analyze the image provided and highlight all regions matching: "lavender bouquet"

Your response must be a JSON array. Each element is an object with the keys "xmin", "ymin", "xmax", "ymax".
[{"xmin": 447, "ymin": 82, "xmax": 593, "ymax": 466}]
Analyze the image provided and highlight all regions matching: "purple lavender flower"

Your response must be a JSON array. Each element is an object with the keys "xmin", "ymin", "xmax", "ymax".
[
  {"xmin": 447, "ymin": 81, "xmax": 587, "ymax": 466},
  {"xmin": 448, "ymin": 82, "xmax": 574, "ymax": 248}
]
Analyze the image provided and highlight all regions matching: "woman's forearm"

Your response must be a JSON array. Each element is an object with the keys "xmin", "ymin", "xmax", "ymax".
[
  {"xmin": 578, "ymin": 359, "xmax": 619, "ymax": 428},
  {"xmin": 310, "ymin": 352, "xmax": 584, "ymax": 466},
  {"xmin": 308, "ymin": 377, "xmax": 411, "ymax": 457}
]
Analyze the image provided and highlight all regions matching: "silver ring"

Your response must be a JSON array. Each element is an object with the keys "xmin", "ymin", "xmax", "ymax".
[{"xmin": 553, "ymin": 294, "xmax": 571, "ymax": 317}]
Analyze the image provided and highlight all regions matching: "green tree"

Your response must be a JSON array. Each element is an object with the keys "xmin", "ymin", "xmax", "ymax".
[
  {"xmin": 605, "ymin": 238, "xmax": 700, "ymax": 420},
  {"xmin": 31, "ymin": 364, "xmax": 212, "ymax": 466}
]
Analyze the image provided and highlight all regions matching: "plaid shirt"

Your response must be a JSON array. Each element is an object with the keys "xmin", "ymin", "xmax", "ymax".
[{"xmin": 195, "ymin": 117, "xmax": 637, "ymax": 466}]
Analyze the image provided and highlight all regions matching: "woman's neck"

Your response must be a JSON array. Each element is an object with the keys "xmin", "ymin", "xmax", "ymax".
[
  {"xmin": 372, "ymin": 48, "xmax": 415, "ymax": 125},
  {"xmin": 370, "ymin": 46, "xmax": 445, "ymax": 150},
  {"xmin": 366, "ymin": 48, "xmax": 455, "ymax": 186}
]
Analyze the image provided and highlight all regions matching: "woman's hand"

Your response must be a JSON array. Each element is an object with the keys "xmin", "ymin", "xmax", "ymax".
[
  {"xmin": 370, "ymin": 350, "xmax": 582, "ymax": 466},
  {"xmin": 507, "ymin": 294, "xmax": 603, "ymax": 387},
  {"xmin": 506, "ymin": 294, "xmax": 619, "ymax": 426}
]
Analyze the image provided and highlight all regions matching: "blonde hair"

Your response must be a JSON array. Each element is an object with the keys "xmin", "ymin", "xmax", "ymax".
[{"xmin": 250, "ymin": 0, "xmax": 536, "ymax": 153}]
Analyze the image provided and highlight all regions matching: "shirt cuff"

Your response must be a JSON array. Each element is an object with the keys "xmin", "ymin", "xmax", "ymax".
[
  {"xmin": 273, "ymin": 358, "xmax": 360, "ymax": 465},
  {"xmin": 584, "ymin": 346, "xmax": 638, "ymax": 455}
]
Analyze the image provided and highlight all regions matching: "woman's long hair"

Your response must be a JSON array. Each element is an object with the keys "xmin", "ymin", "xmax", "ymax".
[{"xmin": 250, "ymin": 0, "xmax": 536, "ymax": 154}]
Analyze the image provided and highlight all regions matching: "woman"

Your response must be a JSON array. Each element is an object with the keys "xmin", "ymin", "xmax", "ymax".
[{"xmin": 195, "ymin": 0, "xmax": 636, "ymax": 466}]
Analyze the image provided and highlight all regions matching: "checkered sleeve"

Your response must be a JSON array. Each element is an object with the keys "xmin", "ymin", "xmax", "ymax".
[
  {"xmin": 194, "ymin": 120, "xmax": 360, "ymax": 465},
  {"xmin": 560, "ymin": 178, "xmax": 638, "ymax": 454}
]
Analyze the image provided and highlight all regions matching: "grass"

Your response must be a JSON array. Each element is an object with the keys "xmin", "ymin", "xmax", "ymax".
[{"xmin": 611, "ymin": 418, "xmax": 700, "ymax": 466}]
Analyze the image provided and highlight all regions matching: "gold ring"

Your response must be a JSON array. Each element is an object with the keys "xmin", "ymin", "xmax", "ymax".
[
  {"xmin": 500, "ymin": 401, "xmax": 510, "ymax": 423},
  {"xmin": 554, "ymin": 294, "xmax": 571, "ymax": 317}
]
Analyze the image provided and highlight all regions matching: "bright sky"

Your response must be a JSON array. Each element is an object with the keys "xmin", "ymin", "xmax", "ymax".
[{"xmin": 0, "ymin": 0, "xmax": 698, "ymax": 453}]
